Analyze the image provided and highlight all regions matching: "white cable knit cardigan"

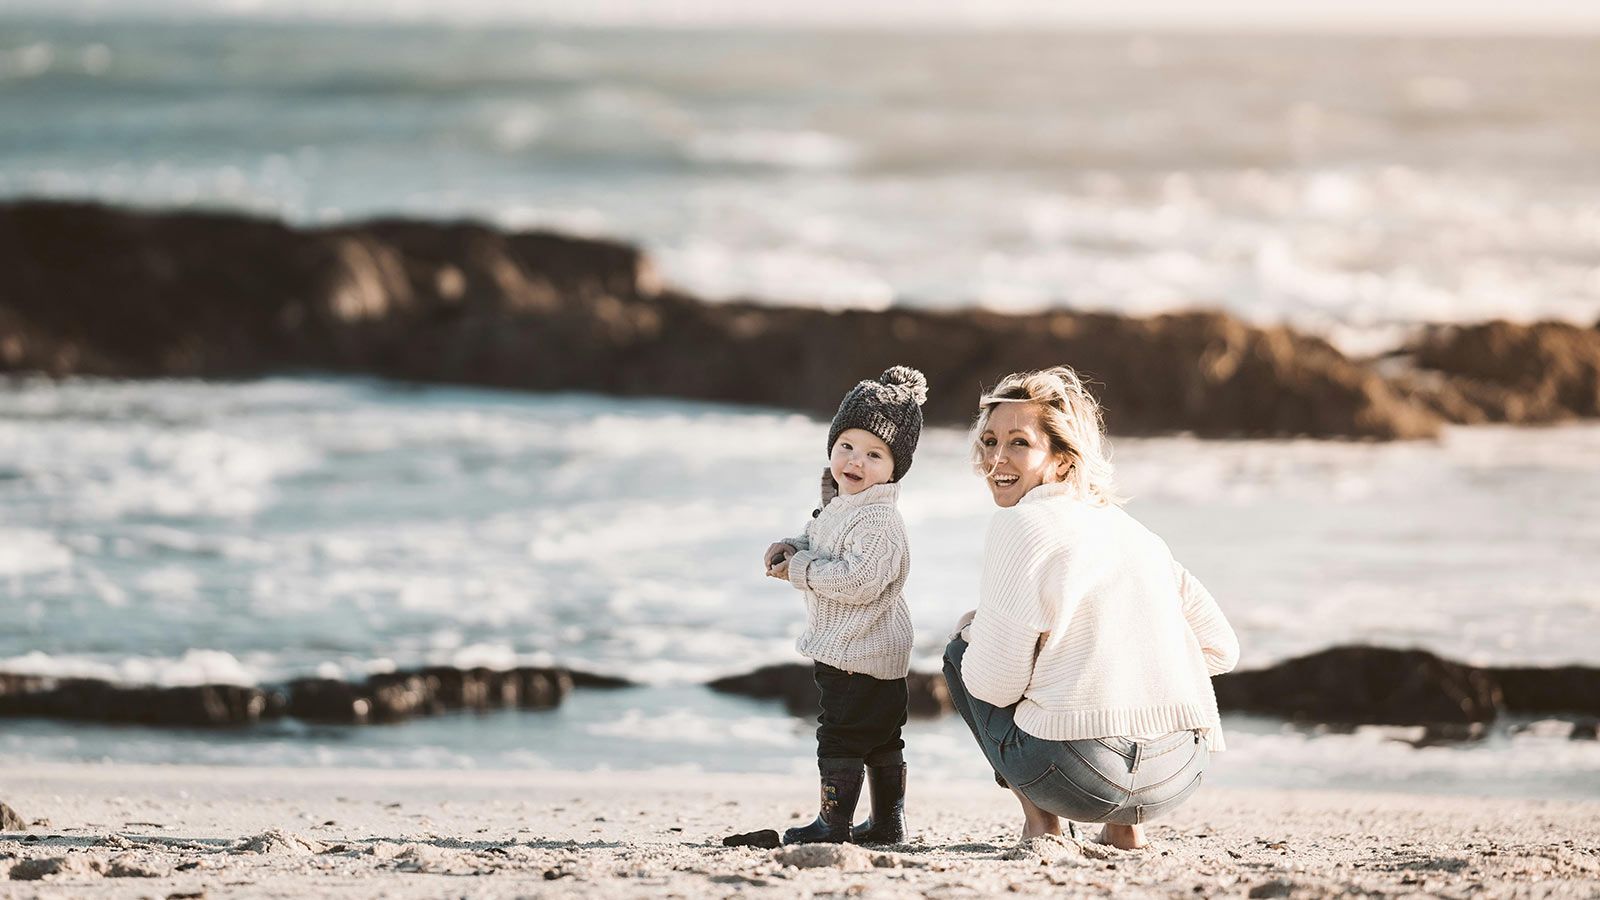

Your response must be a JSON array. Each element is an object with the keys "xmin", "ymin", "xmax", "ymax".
[
  {"xmin": 784, "ymin": 482, "xmax": 914, "ymax": 680},
  {"xmin": 959, "ymin": 482, "xmax": 1240, "ymax": 749}
]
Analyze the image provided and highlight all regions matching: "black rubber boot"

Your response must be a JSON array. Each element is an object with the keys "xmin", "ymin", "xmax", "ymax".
[
  {"xmin": 850, "ymin": 762, "xmax": 907, "ymax": 844},
  {"xmin": 783, "ymin": 759, "xmax": 864, "ymax": 845}
]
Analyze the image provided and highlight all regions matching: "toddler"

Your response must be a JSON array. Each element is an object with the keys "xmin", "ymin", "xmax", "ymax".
[{"xmin": 764, "ymin": 366, "xmax": 926, "ymax": 845}]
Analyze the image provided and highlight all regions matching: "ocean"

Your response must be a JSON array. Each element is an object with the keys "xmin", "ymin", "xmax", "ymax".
[
  {"xmin": 1, "ymin": 377, "xmax": 1597, "ymax": 797},
  {"xmin": 2, "ymin": 13, "xmax": 1598, "ymax": 797},
  {"xmin": 2, "ymin": 20, "xmax": 1599, "ymax": 352}
]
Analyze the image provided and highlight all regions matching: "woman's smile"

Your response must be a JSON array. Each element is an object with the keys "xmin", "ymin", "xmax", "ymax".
[{"xmin": 980, "ymin": 403, "xmax": 1063, "ymax": 508}]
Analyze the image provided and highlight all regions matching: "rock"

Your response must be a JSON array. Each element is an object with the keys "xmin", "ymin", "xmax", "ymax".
[
  {"xmin": 363, "ymin": 673, "xmax": 438, "ymax": 722},
  {"xmin": 0, "ymin": 200, "xmax": 1453, "ymax": 440},
  {"xmin": 707, "ymin": 664, "xmax": 819, "ymax": 716},
  {"xmin": 408, "ymin": 665, "xmax": 571, "ymax": 712},
  {"xmin": 132, "ymin": 685, "xmax": 281, "ymax": 726},
  {"xmin": 1485, "ymin": 666, "xmax": 1600, "ymax": 717},
  {"xmin": 1401, "ymin": 321, "xmax": 1600, "ymax": 423},
  {"xmin": 508, "ymin": 668, "xmax": 573, "ymax": 710},
  {"xmin": 1570, "ymin": 720, "xmax": 1599, "ymax": 741},
  {"xmin": 1213, "ymin": 646, "xmax": 1502, "ymax": 725},
  {"xmin": 419, "ymin": 666, "xmax": 523, "ymax": 710},
  {"xmin": 0, "ymin": 677, "xmax": 280, "ymax": 726},
  {"xmin": 723, "ymin": 829, "xmax": 782, "ymax": 849},
  {"xmin": 1, "ymin": 663, "xmax": 574, "ymax": 727},
  {"xmin": 708, "ymin": 665, "xmax": 952, "ymax": 718},
  {"xmin": 0, "ymin": 674, "xmax": 52, "ymax": 716},
  {"xmin": 905, "ymin": 672, "xmax": 953, "ymax": 718},
  {"xmin": 285, "ymin": 678, "xmax": 372, "ymax": 724},
  {"xmin": 0, "ymin": 802, "xmax": 24, "ymax": 831},
  {"xmin": 566, "ymin": 669, "xmax": 635, "ymax": 689}
]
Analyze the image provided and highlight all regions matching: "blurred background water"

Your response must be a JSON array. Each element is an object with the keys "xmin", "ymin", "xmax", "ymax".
[
  {"xmin": 1, "ymin": 377, "xmax": 1597, "ymax": 796},
  {"xmin": 3, "ymin": 18, "xmax": 1599, "ymax": 353},
  {"xmin": 2, "ymin": 3, "xmax": 1599, "ymax": 796}
]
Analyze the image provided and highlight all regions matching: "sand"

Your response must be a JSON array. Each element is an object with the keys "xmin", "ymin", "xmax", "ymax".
[{"xmin": 1, "ymin": 762, "xmax": 1597, "ymax": 898}]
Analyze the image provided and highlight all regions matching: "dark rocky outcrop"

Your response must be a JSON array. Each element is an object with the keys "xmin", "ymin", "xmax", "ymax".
[
  {"xmin": 0, "ymin": 677, "xmax": 282, "ymax": 726},
  {"xmin": 711, "ymin": 647, "xmax": 1600, "ymax": 731},
  {"xmin": 1213, "ymin": 647, "xmax": 1600, "ymax": 727},
  {"xmin": 286, "ymin": 667, "xmax": 574, "ymax": 724},
  {"xmin": 566, "ymin": 669, "xmax": 636, "ymax": 689},
  {"xmin": 7, "ymin": 201, "xmax": 1597, "ymax": 436},
  {"xmin": 1393, "ymin": 321, "xmax": 1600, "ymax": 425},
  {"xmin": 707, "ymin": 663, "xmax": 952, "ymax": 718},
  {"xmin": 1, "ymin": 200, "xmax": 1457, "ymax": 440},
  {"xmin": 0, "ymin": 664, "xmax": 593, "ymax": 728},
  {"xmin": 285, "ymin": 678, "xmax": 375, "ymax": 725},
  {"xmin": 707, "ymin": 664, "xmax": 829, "ymax": 717},
  {"xmin": 1212, "ymin": 646, "xmax": 1504, "ymax": 725},
  {"xmin": 1483, "ymin": 665, "xmax": 1600, "ymax": 718}
]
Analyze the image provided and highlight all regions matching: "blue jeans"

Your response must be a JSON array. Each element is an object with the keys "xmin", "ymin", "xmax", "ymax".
[{"xmin": 942, "ymin": 636, "xmax": 1208, "ymax": 826}]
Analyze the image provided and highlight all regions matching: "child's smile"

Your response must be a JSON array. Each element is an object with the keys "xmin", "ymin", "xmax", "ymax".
[{"xmin": 829, "ymin": 428, "xmax": 895, "ymax": 495}]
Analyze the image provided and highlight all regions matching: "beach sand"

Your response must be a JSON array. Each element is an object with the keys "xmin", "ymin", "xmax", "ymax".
[{"xmin": 1, "ymin": 762, "xmax": 1597, "ymax": 898}]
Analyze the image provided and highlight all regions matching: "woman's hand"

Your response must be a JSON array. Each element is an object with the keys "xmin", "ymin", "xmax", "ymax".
[
  {"xmin": 952, "ymin": 609, "xmax": 977, "ymax": 640},
  {"xmin": 764, "ymin": 542, "xmax": 797, "ymax": 577}
]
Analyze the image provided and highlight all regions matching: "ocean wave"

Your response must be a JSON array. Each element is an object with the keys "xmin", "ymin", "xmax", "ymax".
[
  {"xmin": 0, "ymin": 649, "xmax": 261, "ymax": 687},
  {"xmin": 6, "ymin": 25, "xmax": 1599, "ymax": 343},
  {"xmin": 687, "ymin": 129, "xmax": 860, "ymax": 171},
  {"xmin": 584, "ymin": 708, "xmax": 800, "ymax": 747},
  {"xmin": 0, "ymin": 529, "xmax": 72, "ymax": 576}
]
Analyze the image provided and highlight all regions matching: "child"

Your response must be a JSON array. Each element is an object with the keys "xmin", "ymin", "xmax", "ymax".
[{"xmin": 763, "ymin": 366, "xmax": 926, "ymax": 845}]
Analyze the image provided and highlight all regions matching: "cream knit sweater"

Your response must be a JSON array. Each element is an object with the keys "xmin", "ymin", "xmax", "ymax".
[
  {"xmin": 784, "ymin": 482, "xmax": 913, "ymax": 680},
  {"xmin": 959, "ymin": 482, "xmax": 1240, "ymax": 749}
]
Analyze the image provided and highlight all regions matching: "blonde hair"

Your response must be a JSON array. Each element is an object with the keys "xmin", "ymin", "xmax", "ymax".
[{"xmin": 970, "ymin": 366, "xmax": 1124, "ymax": 507}]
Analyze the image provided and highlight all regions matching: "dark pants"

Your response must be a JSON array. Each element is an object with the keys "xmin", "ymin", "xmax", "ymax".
[
  {"xmin": 814, "ymin": 662, "xmax": 907, "ymax": 765},
  {"xmin": 942, "ymin": 636, "xmax": 1208, "ymax": 826}
]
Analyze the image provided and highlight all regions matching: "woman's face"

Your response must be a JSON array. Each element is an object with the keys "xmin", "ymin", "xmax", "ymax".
[{"xmin": 978, "ymin": 402, "xmax": 1068, "ymax": 508}]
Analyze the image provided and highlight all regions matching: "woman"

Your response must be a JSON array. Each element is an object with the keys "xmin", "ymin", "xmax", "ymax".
[{"xmin": 944, "ymin": 367, "xmax": 1239, "ymax": 850}]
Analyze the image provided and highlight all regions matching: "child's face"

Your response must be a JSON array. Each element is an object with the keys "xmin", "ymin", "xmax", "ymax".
[{"xmin": 829, "ymin": 428, "xmax": 895, "ymax": 495}]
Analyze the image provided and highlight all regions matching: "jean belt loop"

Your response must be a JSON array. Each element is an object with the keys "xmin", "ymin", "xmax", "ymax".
[{"xmin": 1129, "ymin": 740, "xmax": 1143, "ymax": 775}]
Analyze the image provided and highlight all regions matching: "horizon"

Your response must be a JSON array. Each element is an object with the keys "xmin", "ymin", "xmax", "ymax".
[{"xmin": 8, "ymin": 0, "xmax": 1600, "ymax": 34}]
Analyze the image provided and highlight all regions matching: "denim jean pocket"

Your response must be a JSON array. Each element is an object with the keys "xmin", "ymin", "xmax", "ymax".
[
  {"xmin": 1118, "ymin": 771, "xmax": 1204, "ymax": 825},
  {"xmin": 1016, "ymin": 763, "xmax": 1125, "ymax": 823},
  {"xmin": 981, "ymin": 704, "xmax": 1018, "ymax": 747}
]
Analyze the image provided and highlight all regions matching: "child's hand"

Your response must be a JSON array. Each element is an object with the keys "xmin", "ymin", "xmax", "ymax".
[
  {"xmin": 764, "ymin": 541, "xmax": 796, "ymax": 573},
  {"xmin": 767, "ymin": 558, "xmax": 790, "ymax": 581}
]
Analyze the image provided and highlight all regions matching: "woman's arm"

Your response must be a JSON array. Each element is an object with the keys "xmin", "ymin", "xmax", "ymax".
[
  {"xmin": 958, "ymin": 512, "xmax": 1060, "ymax": 708},
  {"xmin": 1173, "ymin": 561, "xmax": 1239, "ymax": 675},
  {"xmin": 786, "ymin": 508, "xmax": 905, "ymax": 605}
]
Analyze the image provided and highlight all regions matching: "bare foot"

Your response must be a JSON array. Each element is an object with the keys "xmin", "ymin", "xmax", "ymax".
[
  {"xmin": 1098, "ymin": 823, "xmax": 1148, "ymax": 850},
  {"xmin": 1009, "ymin": 786, "xmax": 1062, "ymax": 839}
]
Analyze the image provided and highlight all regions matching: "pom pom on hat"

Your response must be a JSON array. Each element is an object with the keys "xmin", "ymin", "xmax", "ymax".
[{"xmin": 879, "ymin": 366, "xmax": 928, "ymax": 406}]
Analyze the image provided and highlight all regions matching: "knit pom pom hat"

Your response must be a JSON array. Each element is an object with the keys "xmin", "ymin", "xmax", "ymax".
[{"xmin": 827, "ymin": 366, "xmax": 928, "ymax": 483}]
